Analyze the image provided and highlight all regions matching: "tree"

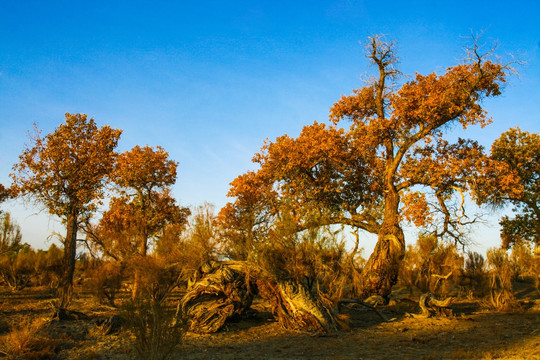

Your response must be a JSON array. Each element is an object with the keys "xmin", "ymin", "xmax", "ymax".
[
  {"xmin": 223, "ymin": 35, "xmax": 515, "ymax": 300},
  {"xmin": 11, "ymin": 113, "xmax": 122, "ymax": 310},
  {"xmin": 108, "ymin": 145, "xmax": 190, "ymax": 298},
  {"xmin": 484, "ymin": 127, "xmax": 539, "ymax": 248},
  {"xmin": 0, "ymin": 213, "xmax": 23, "ymax": 256}
]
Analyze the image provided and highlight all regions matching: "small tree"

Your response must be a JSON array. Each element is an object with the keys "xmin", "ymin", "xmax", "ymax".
[
  {"xmin": 0, "ymin": 183, "xmax": 10, "ymax": 212},
  {"xmin": 482, "ymin": 128, "xmax": 539, "ymax": 248},
  {"xmin": 0, "ymin": 213, "xmax": 23, "ymax": 256},
  {"xmin": 11, "ymin": 113, "xmax": 122, "ymax": 310},
  {"xmin": 107, "ymin": 145, "xmax": 189, "ymax": 299}
]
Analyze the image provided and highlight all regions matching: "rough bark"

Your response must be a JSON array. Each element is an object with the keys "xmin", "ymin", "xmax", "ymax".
[
  {"xmin": 58, "ymin": 211, "xmax": 78, "ymax": 311},
  {"xmin": 181, "ymin": 261, "xmax": 258, "ymax": 333},
  {"xmin": 358, "ymin": 188, "xmax": 405, "ymax": 301},
  {"xmin": 257, "ymin": 279, "xmax": 339, "ymax": 332},
  {"xmin": 180, "ymin": 261, "xmax": 341, "ymax": 333}
]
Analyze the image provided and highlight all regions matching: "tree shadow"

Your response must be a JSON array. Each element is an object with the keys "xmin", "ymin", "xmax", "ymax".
[{"xmin": 181, "ymin": 310, "xmax": 540, "ymax": 359}]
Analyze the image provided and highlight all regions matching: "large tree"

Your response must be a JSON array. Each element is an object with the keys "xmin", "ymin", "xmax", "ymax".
[
  {"xmin": 11, "ymin": 113, "xmax": 122, "ymax": 309},
  {"xmin": 222, "ymin": 36, "xmax": 516, "ymax": 300}
]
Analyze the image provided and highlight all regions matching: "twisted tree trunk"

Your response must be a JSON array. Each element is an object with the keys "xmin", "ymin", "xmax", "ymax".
[
  {"xmin": 257, "ymin": 279, "xmax": 339, "ymax": 332},
  {"xmin": 181, "ymin": 261, "xmax": 258, "ymax": 333},
  {"xmin": 180, "ymin": 261, "xmax": 341, "ymax": 333},
  {"xmin": 418, "ymin": 293, "xmax": 453, "ymax": 317},
  {"xmin": 358, "ymin": 186, "xmax": 405, "ymax": 302}
]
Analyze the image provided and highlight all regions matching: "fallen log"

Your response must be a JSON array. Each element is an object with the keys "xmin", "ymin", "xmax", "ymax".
[
  {"xmin": 338, "ymin": 298, "xmax": 389, "ymax": 322},
  {"xmin": 181, "ymin": 261, "xmax": 258, "ymax": 333},
  {"xmin": 180, "ymin": 260, "xmax": 341, "ymax": 333}
]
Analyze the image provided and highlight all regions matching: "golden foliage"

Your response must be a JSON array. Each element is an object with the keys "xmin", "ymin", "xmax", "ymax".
[{"xmin": 11, "ymin": 113, "xmax": 122, "ymax": 218}]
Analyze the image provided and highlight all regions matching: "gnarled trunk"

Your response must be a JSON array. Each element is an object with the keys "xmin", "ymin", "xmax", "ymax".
[
  {"xmin": 181, "ymin": 261, "xmax": 258, "ymax": 333},
  {"xmin": 418, "ymin": 293, "xmax": 453, "ymax": 317},
  {"xmin": 359, "ymin": 186, "xmax": 405, "ymax": 301},
  {"xmin": 180, "ymin": 261, "xmax": 341, "ymax": 333},
  {"xmin": 257, "ymin": 279, "xmax": 339, "ymax": 332}
]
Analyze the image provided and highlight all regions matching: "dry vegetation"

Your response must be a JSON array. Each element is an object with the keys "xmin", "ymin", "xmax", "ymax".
[{"xmin": 0, "ymin": 236, "xmax": 539, "ymax": 360}]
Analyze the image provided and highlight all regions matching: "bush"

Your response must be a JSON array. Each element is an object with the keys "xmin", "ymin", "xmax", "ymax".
[
  {"xmin": 130, "ymin": 255, "xmax": 182, "ymax": 304},
  {"xmin": 34, "ymin": 244, "xmax": 63, "ymax": 292},
  {"xmin": 509, "ymin": 241, "xmax": 536, "ymax": 279},
  {"xmin": 85, "ymin": 260, "xmax": 124, "ymax": 306},
  {"xmin": 256, "ymin": 211, "xmax": 355, "ymax": 303},
  {"xmin": 122, "ymin": 299, "xmax": 185, "ymax": 360},
  {"xmin": 460, "ymin": 251, "xmax": 489, "ymax": 298},
  {"xmin": 486, "ymin": 247, "xmax": 517, "ymax": 310},
  {"xmin": 0, "ymin": 317, "xmax": 59, "ymax": 360},
  {"xmin": 0, "ymin": 247, "xmax": 36, "ymax": 291},
  {"xmin": 398, "ymin": 234, "xmax": 463, "ymax": 297}
]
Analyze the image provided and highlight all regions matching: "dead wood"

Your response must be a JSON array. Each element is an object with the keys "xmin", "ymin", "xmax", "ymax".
[
  {"xmin": 52, "ymin": 308, "xmax": 90, "ymax": 321},
  {"xmin": 180, "ymin": 260, "xmax": 341, "ymax": 333},
  {"xmin": 95, "ymin": 315, "xmax": 123, "ymax": 335},
  {"xmin": 180, "ymin": 261, "xmax": 258, "ymax": 333},
  {"xmin": 418, "ymin": 292, "xmax": 453, "ymax": 318},
  {"xmin": 257, "ymin": 279, "xmax": 340, "ymax": 332}
]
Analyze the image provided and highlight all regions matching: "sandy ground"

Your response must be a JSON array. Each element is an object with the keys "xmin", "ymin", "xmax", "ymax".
[{"xmin": 0, "ymin": 286, "xmax": 539, "ymax": 360}]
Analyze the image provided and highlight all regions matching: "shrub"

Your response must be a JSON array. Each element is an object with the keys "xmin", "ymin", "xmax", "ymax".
[
  {"xmin": 256, "ymin": 211, "xmax": 354, "ymax": 303},
  {"xmin": 509, "ymin": 241, "xmax": 536, "ymax": 279},
  {"xmin": 34, "ymin": 244, "xmax": 63, "ymax": 292},
  {"xmin": 460, "ymin": 251, "xmax": 489, "ymax": 298},
  {"xmin": 130, "ymin": 255, "xmax": 182, "ymax": 304},
  {"xmin": 0, "ymin": 247, "xmax": 36, "ymax": 291},
  {"xmin": 486, "ymin": 247, "xmax": 517, "ymax": 310},
  {"xmin": 122, "ymin": 299, "xmax": 185, "ymax": 360},
  {"xmin": 85, "ymin": 260, "xmax": 124, "ymax": 306},
  {"xmin": 398, "ymin": 234, "xmax": 463, "ymax": 297},
  {"xmin": 0, "ymin": 317, "xmax": 59, "ymax": 360}
]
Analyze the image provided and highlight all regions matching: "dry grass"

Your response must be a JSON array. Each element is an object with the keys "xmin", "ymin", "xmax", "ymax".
[
  {"xmin": 0, "ymin": 317, "xmax": 59, "ymax": 359},
  {"xmin": 0, "ymin": 282, "xmax": 538, "ymax": 359},
  {"xmin": 121, "ymin": 298, "xmax": 185, "ymax": 360}
]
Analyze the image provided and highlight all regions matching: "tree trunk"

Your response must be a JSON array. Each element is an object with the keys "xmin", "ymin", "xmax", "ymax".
[
  {"xmin": 132, "ymin": 234, "xmax": 148, "ymax": 300},
  {"xmin": 358, "ymin": 186, "xmax": 405, "ymax": 301},
  {"xmin": 59, "ymin": 211, "xmax": 78, "ymax": 310},
  {"xmin": 257, "ymin": 279, "xmax": 340, "ymax": 332}
]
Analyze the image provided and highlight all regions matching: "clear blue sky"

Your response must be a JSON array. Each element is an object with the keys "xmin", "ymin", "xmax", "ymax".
[{"xmin": 1, "ymin": 1, "xmax": 539, "ymax": 254}]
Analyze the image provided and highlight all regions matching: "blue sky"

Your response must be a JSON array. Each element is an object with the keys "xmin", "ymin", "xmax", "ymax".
[{"xmin": 1, "ymin": 1, "xmax": 539, "ymax": 253}]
